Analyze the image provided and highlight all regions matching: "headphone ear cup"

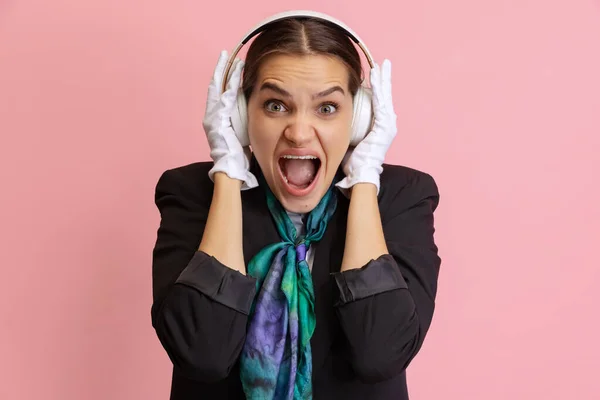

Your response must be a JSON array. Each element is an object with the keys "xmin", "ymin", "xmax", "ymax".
[
  {"xmin": 230, "ymin": 87, "xmax": 250, "ymax": 147},
  {"xmin": 350, "ymin": 86, "xmax": 373, "ymax": 146}
]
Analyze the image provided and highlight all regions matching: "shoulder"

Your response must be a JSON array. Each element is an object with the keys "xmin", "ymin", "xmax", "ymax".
[
  {"xmin": 154, "ymin": 161, "xmax": 214, "ymax": 208},
  {"xmin": 378, "ymin": 163, "xmax": 440, "ymax": 217}
]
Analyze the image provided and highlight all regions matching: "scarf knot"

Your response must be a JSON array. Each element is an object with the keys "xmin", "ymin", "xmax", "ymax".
[{"xmin": 295, "ymin": 242, "xmax": 307, "ymax": 263}]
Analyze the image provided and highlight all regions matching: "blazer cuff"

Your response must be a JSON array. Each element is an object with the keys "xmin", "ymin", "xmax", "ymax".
[
  {"xmin": 332, "ymin": 254, "xmax": 408, "ymax": 306},
  {"xmin": 175, "ymin": 251, "xmax": 257, "ymax": 315}
]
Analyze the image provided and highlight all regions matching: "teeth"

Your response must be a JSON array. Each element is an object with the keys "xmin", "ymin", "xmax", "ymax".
[{"xmin": 281, "ymin": 155, "xmax": 318, "ymax": 160}]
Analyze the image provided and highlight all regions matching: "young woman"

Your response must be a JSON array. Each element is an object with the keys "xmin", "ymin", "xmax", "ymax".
[{"xmin": 151, "ymin": 12, "xmax": 441, "ymax": 400}]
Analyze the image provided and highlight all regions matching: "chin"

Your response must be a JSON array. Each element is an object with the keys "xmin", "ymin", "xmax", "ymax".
[{"xmin": 276, "ymin": 185, "xmax": 328, "ymax": 214}]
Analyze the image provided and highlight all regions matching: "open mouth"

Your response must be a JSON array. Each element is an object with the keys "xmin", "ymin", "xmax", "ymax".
[{"xmin": 278, "ymin": 154, "xmax": 322, "ymax": 194}]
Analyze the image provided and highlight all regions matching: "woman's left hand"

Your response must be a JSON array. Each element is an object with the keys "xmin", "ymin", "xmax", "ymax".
[{"xmin": 335, "ymin": 59, "xmax": 398, "ymax": 194}]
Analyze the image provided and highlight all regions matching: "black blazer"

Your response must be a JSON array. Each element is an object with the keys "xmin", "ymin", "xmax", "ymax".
[{"xmin": 151, "ymin": 158, "xmax": 441, "ymax": 399}]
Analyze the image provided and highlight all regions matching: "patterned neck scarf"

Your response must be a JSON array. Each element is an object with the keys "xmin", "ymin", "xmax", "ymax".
[{"xmin": 239, "ymin": 181, "xmax": 338, "ymax": 400}]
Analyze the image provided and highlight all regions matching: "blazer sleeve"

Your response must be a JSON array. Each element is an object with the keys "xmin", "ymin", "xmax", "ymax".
[
  {"xmin": 331, "ymin": 170, "xmax": 441, "ymax": 383},
  {"xmin": 151, "ymin": 167, "xmax": 257, "ymax": 382}
]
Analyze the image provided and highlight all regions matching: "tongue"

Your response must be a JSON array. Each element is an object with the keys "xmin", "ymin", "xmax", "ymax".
[{"xmin": 284, "ymin": 159, "xmax": 316, "ymax": 187}]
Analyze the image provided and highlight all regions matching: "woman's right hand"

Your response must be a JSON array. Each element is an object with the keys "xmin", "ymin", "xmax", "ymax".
[{"xmin": 203, "ymin": 50, "xmax": 258, "ymax": 190}]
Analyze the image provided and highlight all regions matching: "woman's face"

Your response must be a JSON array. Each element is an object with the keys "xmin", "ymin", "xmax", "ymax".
[{"xmin": 247, "ymin": 54, "xmax": 353, "ymax": 213}]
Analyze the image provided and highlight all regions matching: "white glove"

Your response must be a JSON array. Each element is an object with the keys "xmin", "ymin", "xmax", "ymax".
[
  {"xmin": 203, "ymin": 50, "xmax": 258, "ymax": 190},
  {"xmin": 335, "ymin": 59, "xmax": 397, "ymax": 195}
]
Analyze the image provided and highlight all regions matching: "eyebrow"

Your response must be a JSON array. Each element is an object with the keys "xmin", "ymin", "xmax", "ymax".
[
  {"xmin": 259, "ymin": 82, "xmax": 346, "ymax": 99},
  {"xmin": 259, "ymin": 82, "xmax": 291, "ymax": 98},
  {"xmin": 313, "ymin": 85, "xmax": 345, "ymax": 99}
]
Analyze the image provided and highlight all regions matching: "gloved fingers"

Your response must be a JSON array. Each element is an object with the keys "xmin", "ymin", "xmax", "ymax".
[
  {"xmin": 380, "ymin": 59, "xmax": 393, "ymax": 108},
  {"xmin": 370, "ymin": 62, "xmax": 383, "ymax": 111},
  {"xmin": 225, "ymin": 58, "xmax": 244, "ymax": 95},
  {"xmin": 206, "ymin": 50, "xmax": 229, "ymax": 106},
  {"xmin": 211, "ymin": 50, "xmax": 229, "ymax": 88},
  {"xmin": 371, "ymin": 59, "xmax": 394, "ymax": 110}
]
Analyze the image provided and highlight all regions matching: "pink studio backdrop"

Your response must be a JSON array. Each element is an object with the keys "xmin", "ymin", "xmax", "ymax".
[{"xmin": 1, "ymin": 0, "xmax": 599, "ymax": 399}]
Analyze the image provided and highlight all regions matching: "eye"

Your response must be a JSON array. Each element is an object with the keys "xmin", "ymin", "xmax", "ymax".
[
  {"xmin": 318, "ymin": 102, "xmax": 338, "ymax": 114},
  {"xmin": 264, "ymin": 100, "xmax": 287, "ymax": 113}
]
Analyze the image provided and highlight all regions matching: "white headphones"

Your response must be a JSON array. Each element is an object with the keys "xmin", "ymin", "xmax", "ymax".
[{"xmin": 221, "ymin": 10, "xmax": 375, "ymax": 147}]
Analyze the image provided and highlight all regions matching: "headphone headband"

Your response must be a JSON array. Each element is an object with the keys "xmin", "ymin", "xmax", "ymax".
[{"xmin": 222, "ymin": 10, "xmax": 374, "ymax": 92}]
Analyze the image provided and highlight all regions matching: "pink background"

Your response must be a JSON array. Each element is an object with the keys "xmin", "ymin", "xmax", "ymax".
[{"xmin": 1, "ymin": 0, "xmax": 599, "ymax": 399}]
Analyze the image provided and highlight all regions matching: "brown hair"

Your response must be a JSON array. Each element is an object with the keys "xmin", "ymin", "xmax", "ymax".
[{"xmin": 241, "ymin": 17, "xmax": 363, "ymax": 100}]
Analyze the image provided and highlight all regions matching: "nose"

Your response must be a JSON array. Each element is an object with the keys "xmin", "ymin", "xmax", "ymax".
[{"xmin": 283, "ymin": 113, "xmax": 315, "ymax": 147}]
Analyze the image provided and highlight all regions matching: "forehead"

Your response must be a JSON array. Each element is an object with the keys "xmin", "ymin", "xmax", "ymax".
[{"xmin": 257, "ymin": 54, "xmax": 350, "ymax": 89}]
